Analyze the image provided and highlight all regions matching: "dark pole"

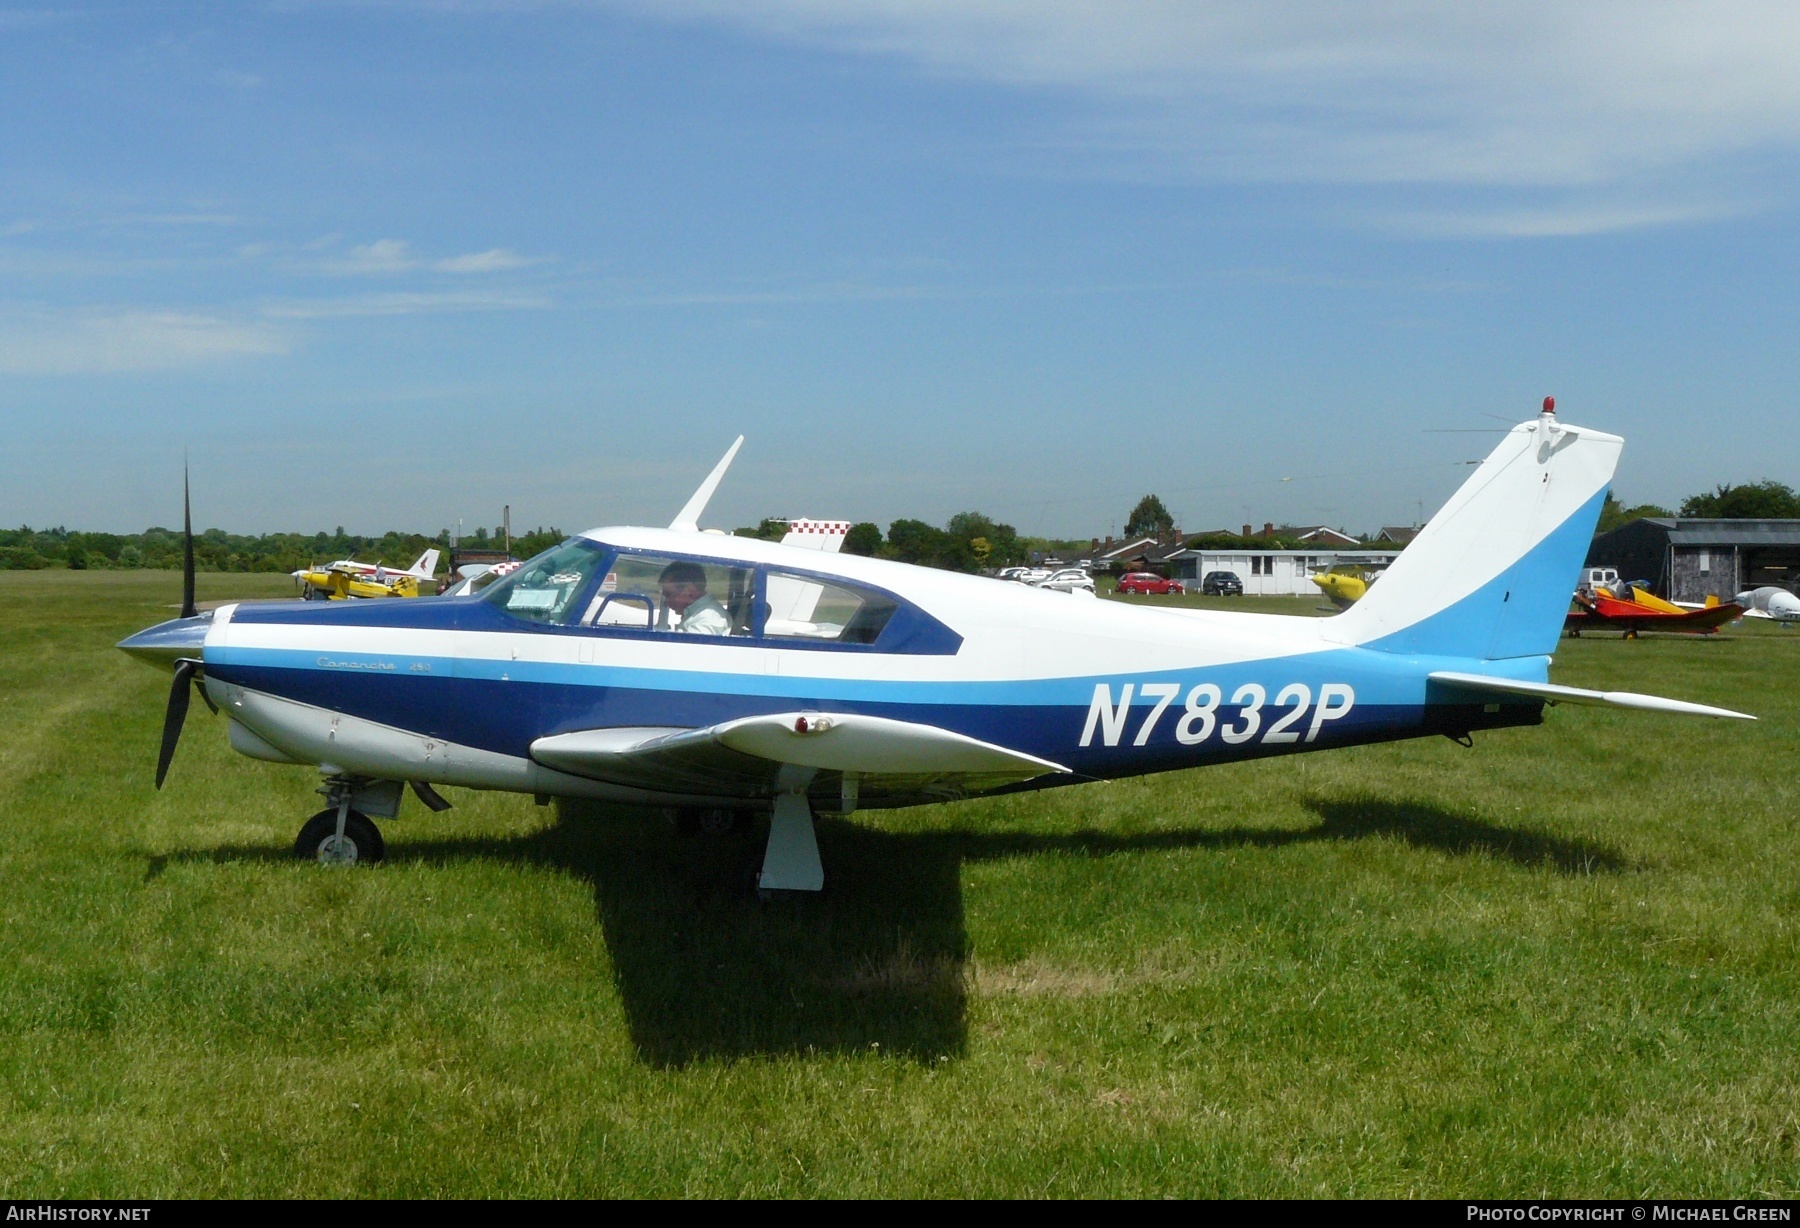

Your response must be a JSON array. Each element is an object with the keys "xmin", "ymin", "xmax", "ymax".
[{"xmin": 180, "ymin": 461, "xmax": 197, "ymax": 619}]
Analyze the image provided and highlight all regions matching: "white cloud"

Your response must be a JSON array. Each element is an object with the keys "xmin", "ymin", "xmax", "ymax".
[
  {"xmin": 261, "ymin": 290, "xmax": 550, "ymax": 318},
  {"xmin": 433, "ymin": 247, "xmax": 535, "ymax": 273},
  {"xmin": 617, "ymin": 1, "xmax": 1800, "ymax": 229},
  {"xmin": 1380, "ymin": 199, "xmax": 1758, "ymax": 240},
  {"xmin": 132, "ymin": 212, "xmax": 241, "ymax": 226},
  {"xmin": 304, "ymin": 239, "xmax": 543, "ymax": 274},
  {"xmin": 0, "ymin": 310, "xmax": 289, "ymax": 375},
  {"xmin": 327, "ymin": 237, "xmax": 416, "ymax": 274}
]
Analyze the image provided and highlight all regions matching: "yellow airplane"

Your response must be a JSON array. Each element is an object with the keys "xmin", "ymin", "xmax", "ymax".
[
  {"xmin": 1312, "ymin": 569, "xmax": 1370, "ymax": 610},
  {"xmin": 1612, "ymin": 585, "xmax": 1719, "ymax": 614},
  {"xmin": 298, "ymin": 566, "xmax": 424, "ymax": 600},
  {"xmin": 295, "ymin": 548, "xmax": 439, "ymax": 601}
]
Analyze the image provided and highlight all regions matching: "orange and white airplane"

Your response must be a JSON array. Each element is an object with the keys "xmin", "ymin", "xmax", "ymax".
[{"xmin": 1565, "ymin": 584, "xmax": 1743, "ymax": 637}]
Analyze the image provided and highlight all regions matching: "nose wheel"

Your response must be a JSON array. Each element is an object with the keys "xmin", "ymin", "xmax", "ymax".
[{"xmin": 295, "ymin": 807, "xmax": 385, "ymax": 865}]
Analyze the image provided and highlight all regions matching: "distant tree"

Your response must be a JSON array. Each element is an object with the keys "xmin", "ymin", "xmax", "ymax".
[
  {"xmin": 1596, "ymin": 494, "xmax": 1674, "ymax": 534},
  {"xmin": 843, "ymin": 522, "xmax": 882, "ymax": 556},
  {"xmin": 0, "ymin": 547, "xmax": 49, "ymax": 570},
  {"xmin": 883, "ymin": 519, "xmax": 945, "ymax": 566},
  {"xmin": 734, "ymin": 518, "xmax": 789, "ymax": 542},
  {"xmin": 944, "ymin": 511, "xmax": 1022, "ymax": 569},
  {"xmin": 1124, "ymin": 494, "xmax": 1174, "ymax": 539},
  {"xmin": 510, "ymin": 526, "xmax": 565, "ymax": 559},
  {"xmin": 1678, "ymin": 481, "xmax": 1800, "ymax": 519}
]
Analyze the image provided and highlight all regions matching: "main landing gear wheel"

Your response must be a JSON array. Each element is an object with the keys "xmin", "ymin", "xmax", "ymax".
[{"xmin": 295, "ymin": 808, "xmax": 385, "ymax": 865}]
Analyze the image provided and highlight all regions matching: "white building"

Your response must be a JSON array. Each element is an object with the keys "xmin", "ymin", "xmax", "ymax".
[{"xmin": 1164, "ymin": 548, "xmax": 1401, "ymax": 597}]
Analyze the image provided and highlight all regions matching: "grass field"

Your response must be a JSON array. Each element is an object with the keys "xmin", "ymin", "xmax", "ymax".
[{"xmin": 3, "ymin": 569, "xmax": 1798, "ymax": 1197}]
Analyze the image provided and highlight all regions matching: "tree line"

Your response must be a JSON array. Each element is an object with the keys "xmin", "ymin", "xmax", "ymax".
[
  {"xmin": 735, "ymin": 514, "xmax": 1085, "ymax": 572},
  {"xmin": 7, "ymin": 480, "xmax": 1792, "ymax": 574},
  {"xmin": 1595, "ymin": 480, "xmax": 1800, "ymax": 534},
  {"xmin": 0, "ymin": 514, "xmax": 1081, "ymax": 575},
  {"xmin": 0, "ymin": 524, "xmax": 566, "ymax": 573}
]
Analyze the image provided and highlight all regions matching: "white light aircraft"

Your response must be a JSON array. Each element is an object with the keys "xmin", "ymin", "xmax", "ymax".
[
  {"xmin": 120, "ymin": 405, "xmax": 1753, "ymax": 892},
  {"xmin": 1736, "ymin": 586, "xmax": 1800, "ymax": 623}
]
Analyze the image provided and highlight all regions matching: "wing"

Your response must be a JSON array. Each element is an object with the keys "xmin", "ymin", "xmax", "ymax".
[
  {"xmin": 532, "ymin": 712, "xmax": 1070, "ymax": 804},
  {"xmin": 1428, "ymin": 671, "xmax": 1753, "ymax": 720}
]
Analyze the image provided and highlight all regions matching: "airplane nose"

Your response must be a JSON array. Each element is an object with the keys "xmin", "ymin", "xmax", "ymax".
[{"xmin": 117, "ymin": 613, "xmax": 214, "ymax": 670}]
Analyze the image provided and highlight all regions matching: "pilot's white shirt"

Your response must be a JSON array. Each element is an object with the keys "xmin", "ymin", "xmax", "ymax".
[{"xmin": 675, "ymin": 594, "xmax": 731, "ymax": 635}]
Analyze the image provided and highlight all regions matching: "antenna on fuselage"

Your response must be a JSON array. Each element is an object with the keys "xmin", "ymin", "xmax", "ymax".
[{"xmin": 669, "ymin": 435, "xmax": 744, "ymax": 533}]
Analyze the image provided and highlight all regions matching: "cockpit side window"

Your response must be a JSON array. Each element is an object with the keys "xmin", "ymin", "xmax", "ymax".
[
  {"xmin": 523, "ymin": 546, "xmax": 958, "ymax": 653},
  {"xmin": 481, "ymin": 539, "xmax": 611, "ymax": 625},
  {"xmin": 582, "ymin": 552, "xmax": 757, "ymax": 637}
]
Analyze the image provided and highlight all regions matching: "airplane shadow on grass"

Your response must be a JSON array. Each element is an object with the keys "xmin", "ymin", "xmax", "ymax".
[{"xmin": 183, "ymin": 795, "xmax": 1626, "ymax": 1068}]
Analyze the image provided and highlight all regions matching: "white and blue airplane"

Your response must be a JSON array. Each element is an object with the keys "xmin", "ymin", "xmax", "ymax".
[{"xmin": 120, "ymin": 402, "xmax": 1752, "ymax": 890}]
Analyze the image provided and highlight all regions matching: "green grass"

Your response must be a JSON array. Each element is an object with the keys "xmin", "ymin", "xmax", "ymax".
[{"xmin": 2, "ymin": 570, "xmax": 1798, "ymax": 1196}]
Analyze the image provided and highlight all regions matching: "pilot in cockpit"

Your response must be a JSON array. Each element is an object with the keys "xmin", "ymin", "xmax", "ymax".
[{"xmin": 659, "ymin": 561, "xmax": 731, "ymax": 635}]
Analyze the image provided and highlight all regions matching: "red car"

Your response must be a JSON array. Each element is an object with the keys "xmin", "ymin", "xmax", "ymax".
[{"xmin": 1116, "ymin": 571, "xmax": 1185, "ymax": 595}]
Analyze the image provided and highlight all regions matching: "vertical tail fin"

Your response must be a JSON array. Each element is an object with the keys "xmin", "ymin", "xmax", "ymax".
[
  {"xmin": 408, "ymin": 548, "xmax": 441, "ymax": 578},
  {"xmin": 1334, "ymin": 407, "xmax": 1621, "ymax": 660}
]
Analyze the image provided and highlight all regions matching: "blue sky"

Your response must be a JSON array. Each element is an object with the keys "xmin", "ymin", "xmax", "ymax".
[{"xmin": 2, "ymin": 2, "xmax": 1797, "ymax": 538}]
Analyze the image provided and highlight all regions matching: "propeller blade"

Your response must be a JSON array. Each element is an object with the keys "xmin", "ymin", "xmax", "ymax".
[
  {"xmin": 180, "ymin": 463, "xmax": 197, "ymax": 620},
  {"xmin": 155, "ymin": 659, "xmax": 197, "ymax": 789}
]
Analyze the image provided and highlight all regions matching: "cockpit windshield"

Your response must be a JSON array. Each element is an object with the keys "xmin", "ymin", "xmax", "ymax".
[{"xmin": 481, "ymin": 538, "xmax": 610, "ymax": 625}]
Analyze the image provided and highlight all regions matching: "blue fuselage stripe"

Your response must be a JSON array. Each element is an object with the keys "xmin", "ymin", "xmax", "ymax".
[{"xmin": 206, "ymin": 642, "xmax": 1548, "ymax": 773}]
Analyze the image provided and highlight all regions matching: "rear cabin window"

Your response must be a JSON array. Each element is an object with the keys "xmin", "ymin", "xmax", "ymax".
[{"xmin": 763, "ymin": 571, "xmax": 897, "ymax": 644}]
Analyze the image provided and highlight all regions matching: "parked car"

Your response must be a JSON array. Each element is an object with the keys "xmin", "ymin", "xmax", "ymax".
[
  {"xmin": 1116, "ymin": 571, "xmax": 1185, "ymax": 596},
  {"xmin": 1034, "ymin": 568, "xmax": 1096, "ymax": 594},
  {"xmin": 1201, "ymin": 570, "xmax": 1244, "ymax": 596}
]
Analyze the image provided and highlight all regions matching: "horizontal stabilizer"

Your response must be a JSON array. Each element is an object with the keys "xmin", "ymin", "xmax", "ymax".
[
  {"xmin": 1428, "ymin": 671, "xmax": 1754, "ymax": 721},
  {"xmin": 532, "ymin": 712, "xmax": 1068, "ymax": 802}
]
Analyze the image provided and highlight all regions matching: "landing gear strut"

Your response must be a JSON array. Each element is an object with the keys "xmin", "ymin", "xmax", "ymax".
[{"xmin": 757, "ymin": 765, "xmax": 823, "ymax": 896}]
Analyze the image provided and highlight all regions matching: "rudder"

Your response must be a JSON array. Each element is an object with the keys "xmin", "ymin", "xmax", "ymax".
[{"xmin": 1333, "ymin": 407, "xmax": 1621, "ymax": 660}]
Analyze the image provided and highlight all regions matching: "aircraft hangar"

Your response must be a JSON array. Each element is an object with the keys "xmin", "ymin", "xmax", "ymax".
[{"xmin": 1587, "ymin": 517, "xmax": 1800, "ymax": 603}]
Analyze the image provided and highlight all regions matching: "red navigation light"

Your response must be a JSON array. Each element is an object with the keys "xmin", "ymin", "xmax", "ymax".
[
  {"xmin": 1542, "ymin": 396, "xmax": 1555, "ymax": 414},
  {"xmin": 794, "ymin": 716, "xmax": 809, "ymax": 733}
]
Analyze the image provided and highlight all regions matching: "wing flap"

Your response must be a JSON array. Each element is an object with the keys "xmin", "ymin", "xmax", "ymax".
[
  {"xmin": 531, "ymin": 712, "xmax": 1070, "ymax": 801},
  {"xmin": 1428, "ymin": 671, "xmax": 1754, "ymax": 720}
]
